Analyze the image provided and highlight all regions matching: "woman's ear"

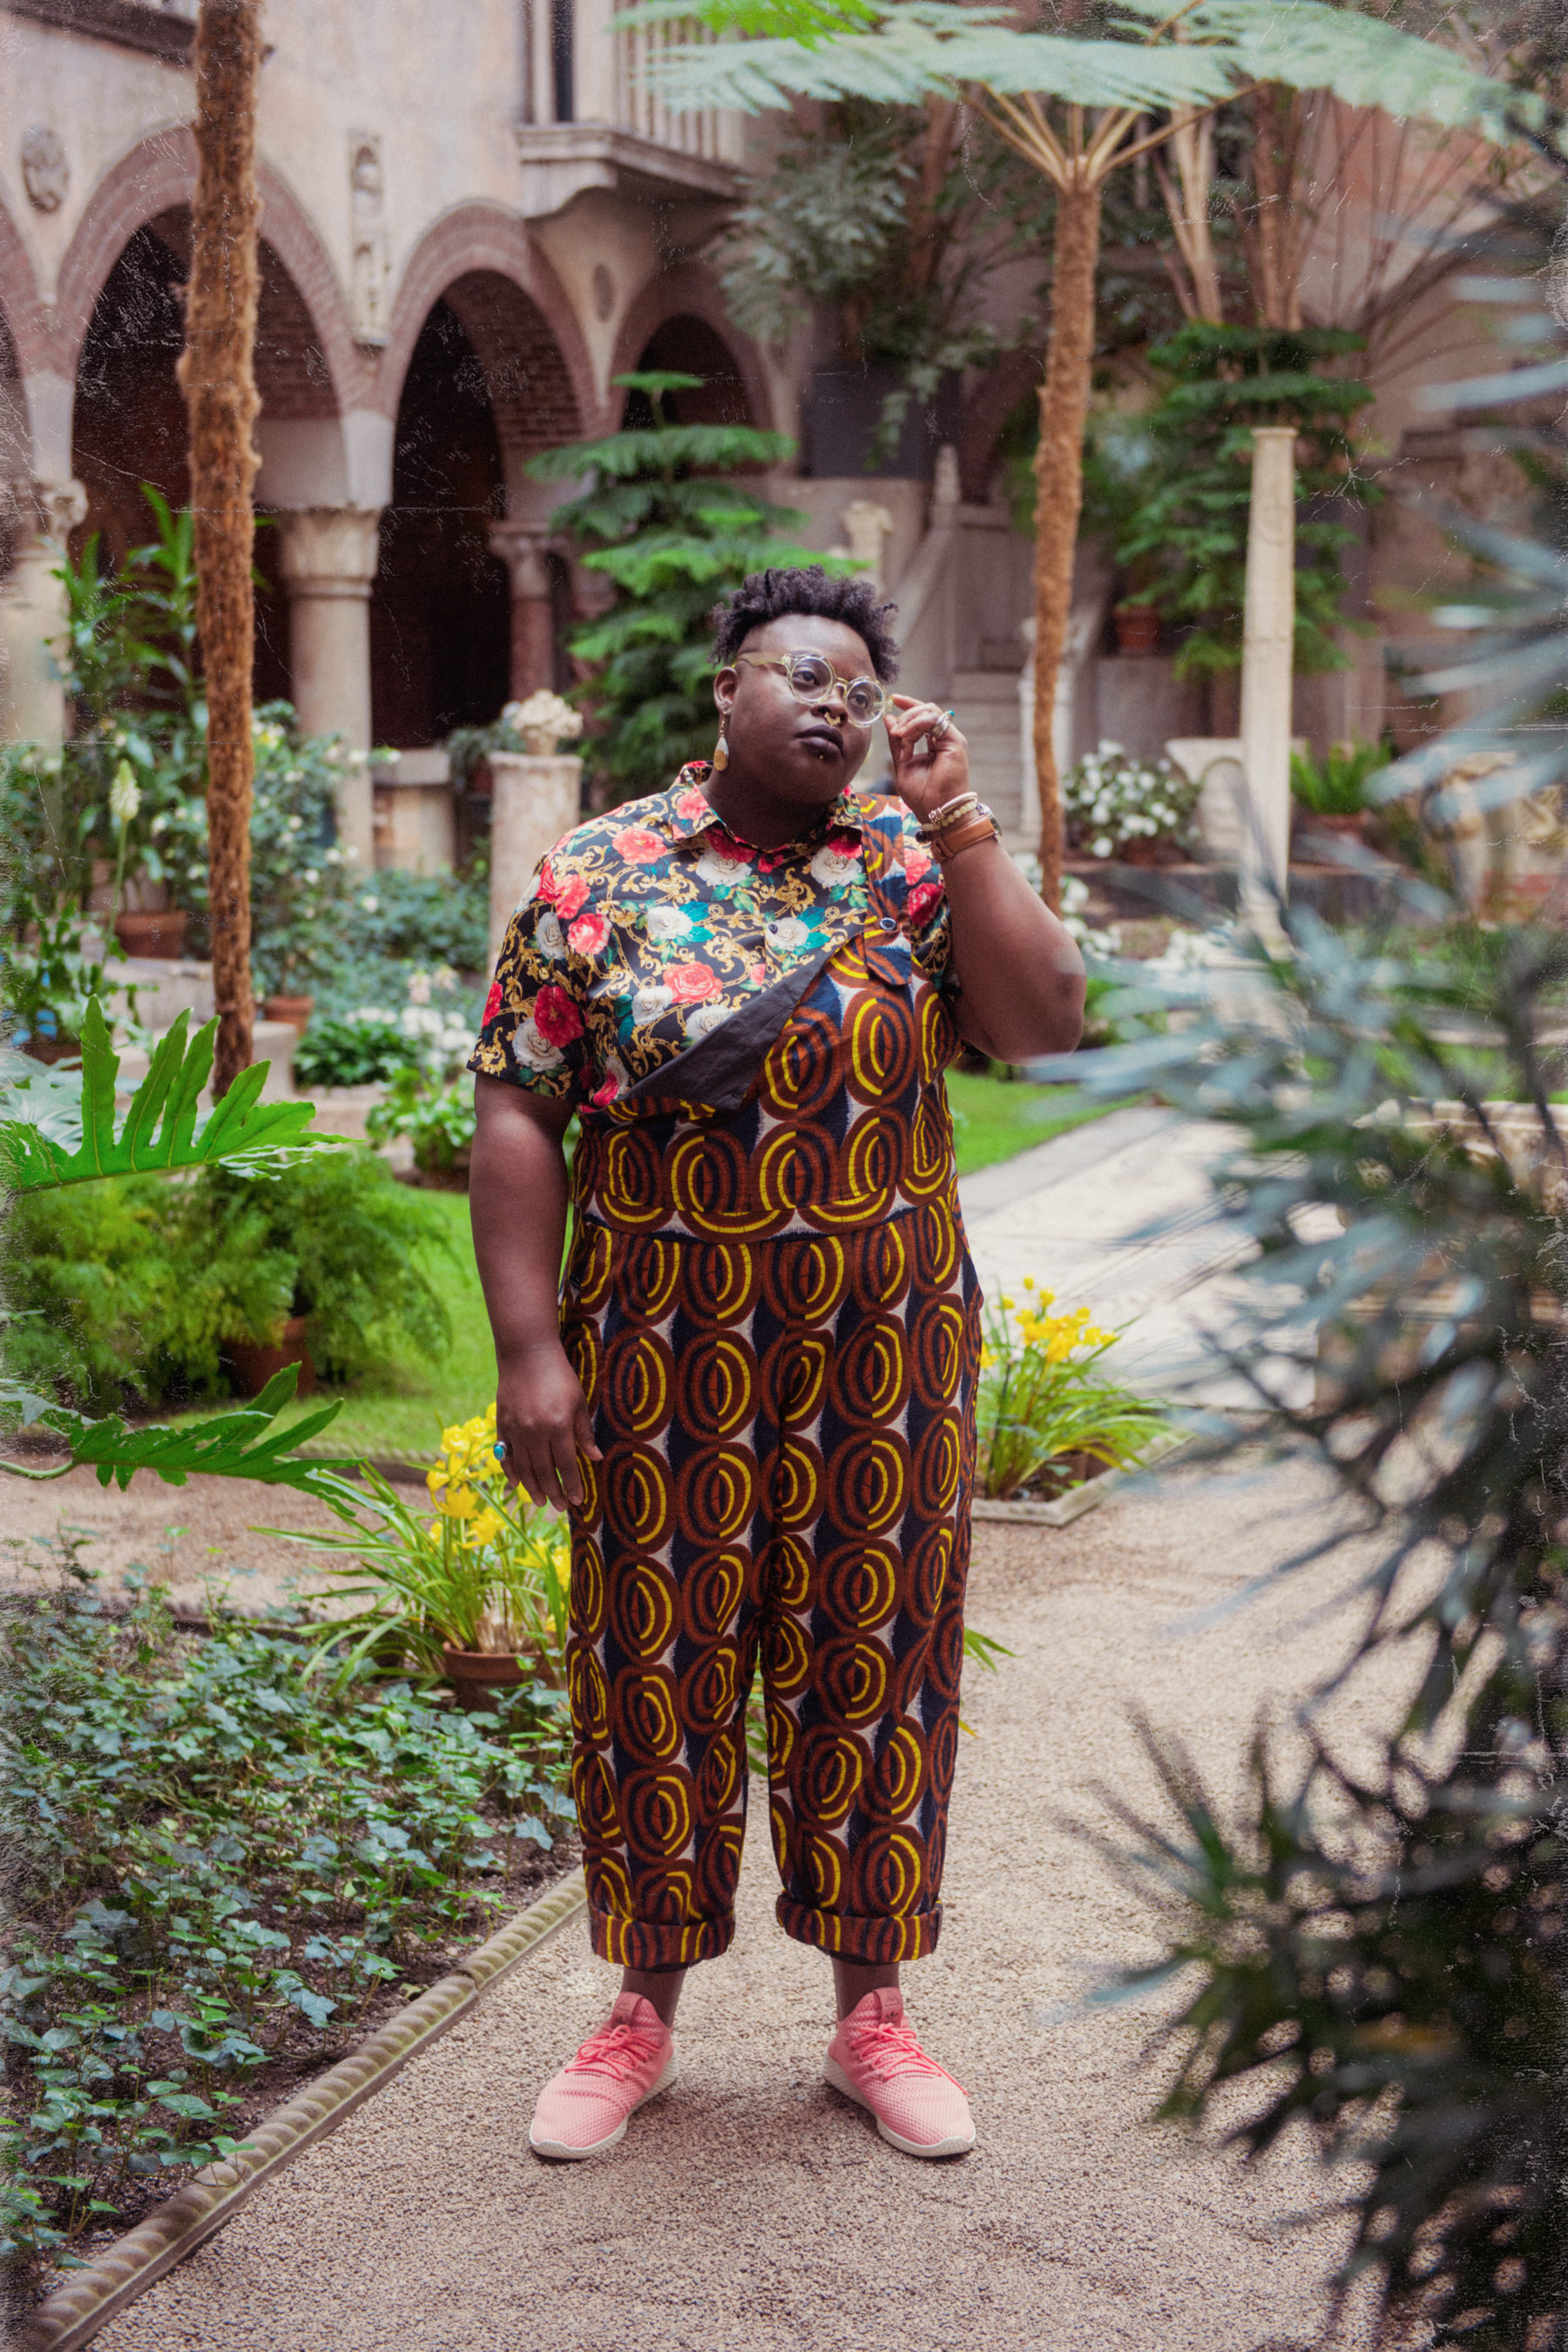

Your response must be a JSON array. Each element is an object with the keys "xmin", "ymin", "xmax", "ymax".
[{"xmin": 713, "ymin": 666, "xmax": 738, "ymax": 716}]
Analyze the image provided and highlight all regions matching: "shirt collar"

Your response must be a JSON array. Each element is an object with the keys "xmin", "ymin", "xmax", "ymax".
[{"xmin": 664, "ymin": 763, "xmax": 873, "ymax": 846}]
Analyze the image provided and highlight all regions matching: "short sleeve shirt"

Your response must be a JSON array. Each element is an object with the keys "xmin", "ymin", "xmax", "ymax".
[{"xmin": 468, "ymin": 762, "xmax": 953, "ymax": 1111}]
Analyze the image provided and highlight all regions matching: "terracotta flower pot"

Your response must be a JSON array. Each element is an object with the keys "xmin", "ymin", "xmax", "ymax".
[
  {"xmin": 1112, "ymin": 603, "xmax": 1161, "ymax": 658},
  {"xmin": 261, "ymin": 993, "xmax": 314, "ymax": 1034},
  {"xmin": 442, "ymin": 1643, "xmax": 536, "ymax": 1711},
  {"xmin": 114, "ymin": 909, "xmax": 189, "ymax": 959},
  {"xmin": 23, "ymin": 1035, "xmax": 80, "ymax": 1064},
  {"xmin": 226, "ymin": 1315, "xmax": 316, "ymax": 1398}
]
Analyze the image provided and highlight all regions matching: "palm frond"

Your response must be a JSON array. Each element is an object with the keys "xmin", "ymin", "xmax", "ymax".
[
  {"xmin": 640, "ymin": 13, "xmax": 1232, "ymax": 112},
  {"xmin": 0, "ymin": 998, "xmax": 331, "ymax": 1193}
]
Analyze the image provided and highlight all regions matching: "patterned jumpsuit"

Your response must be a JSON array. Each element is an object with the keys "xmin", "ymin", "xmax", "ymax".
[{"xmin": 475, "ymin": 781, "xmax": 982, "ymax": 1969}]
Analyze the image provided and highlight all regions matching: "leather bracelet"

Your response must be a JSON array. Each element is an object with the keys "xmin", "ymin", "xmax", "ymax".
[{"xmin": 929, "ymin": 813, "xmax": 1000, "ymax": 864}]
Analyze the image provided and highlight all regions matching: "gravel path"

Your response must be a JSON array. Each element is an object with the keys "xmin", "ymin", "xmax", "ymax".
[{"xmin": 93, "ymin": 1456, "xmax": 1396, "ymax": 2352}]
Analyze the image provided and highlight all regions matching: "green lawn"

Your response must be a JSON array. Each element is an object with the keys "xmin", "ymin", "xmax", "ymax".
[{"xmin": 207, "ymin": 1077, "xmax": 1128, "ymax": 1465}]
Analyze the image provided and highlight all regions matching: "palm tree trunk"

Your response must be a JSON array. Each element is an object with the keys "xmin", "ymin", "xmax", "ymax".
[
  {"xmin": 1031, "ymin": 171, "xmax": 1102, "ymax": 914},
  {"xmin": 182, "ymin": 0, "xmax": 262, "ymax": 1098}
]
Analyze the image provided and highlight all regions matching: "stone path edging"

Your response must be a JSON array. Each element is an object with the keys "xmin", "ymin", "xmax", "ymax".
[{"xmin": 10, "ymin": 1869, "xmax": 588, "ymax": 2352}]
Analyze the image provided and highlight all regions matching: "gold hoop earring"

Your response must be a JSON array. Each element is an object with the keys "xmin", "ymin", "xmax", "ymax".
[{"xmin": 712, "ymin": 727, "xmax": 730, "ymax": 772}]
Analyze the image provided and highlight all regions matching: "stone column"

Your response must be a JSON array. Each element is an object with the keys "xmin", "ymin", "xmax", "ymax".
[
  {"xmin": 488, "ymin": 750, "xmax": 582, "ymax": 971},
  {"xmin": 1238, "ymin": 427, "xmax": 1297, "ymax": 916},
  {"xmin": 488, "ymin": 524, "xmax": 557, "ymax": 702},
  {"xmin": 275, "ymin": 506, "xmax": 383, "ymax": 869},
  {"xmin": 0, "ymin": 479, "xmax": 87, "ymax": 747}
]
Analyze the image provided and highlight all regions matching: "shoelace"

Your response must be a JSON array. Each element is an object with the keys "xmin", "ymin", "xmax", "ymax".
[
  {"xmin": 847, "ymin": 2015, "xmax": 961, "ymax": 2087},
  {"xmin": 565, "ymin": 2021, "xmax": 664, "ymax": 2084}
]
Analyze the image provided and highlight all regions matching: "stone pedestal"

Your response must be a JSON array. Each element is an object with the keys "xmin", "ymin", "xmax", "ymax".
[
  {"xmin": 487, "ymin": 751, "xmax": 582, "ymax": 970},
  {"xmin": 488, "ymin": 524, "xmax": 557, "ymax": 700},
  {"xmin": 371, "ymin": 747, "xmax": 456, "ymax": 872},
  {"xmin": 275, "ymin": 506, "xmax": 383, "ymax": 870},
  {"xmin": 0, "ymin": 480, "xmax": 87, "ymax": 747},
  {"xmin": 1239, "ymin": 428, "xmax": 1297, "ymax": 916}
]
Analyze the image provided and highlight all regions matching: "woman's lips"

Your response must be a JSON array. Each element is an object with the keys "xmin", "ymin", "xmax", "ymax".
[{"xmin": 797, "ymin": 724, "xmax": 844, "ymax": 756}]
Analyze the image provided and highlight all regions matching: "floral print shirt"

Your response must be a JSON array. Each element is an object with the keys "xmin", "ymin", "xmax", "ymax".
[{"xmin": 469, "ymin": 763, "xmax": 953, "ymax": 1110}]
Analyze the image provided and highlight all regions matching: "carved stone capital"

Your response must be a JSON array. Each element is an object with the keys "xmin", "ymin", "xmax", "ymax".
[
  {"xmin": 488, "ymin": 523, "xmax": 554, "ymax": 602},
  {"xmin": 274, "ymin": 506, "xmax": 384, "ymax": 597}
]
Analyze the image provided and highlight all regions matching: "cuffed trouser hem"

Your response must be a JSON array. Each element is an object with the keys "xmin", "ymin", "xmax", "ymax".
[
  {"xmin": 776, "ymin": 1896, "xmax": 943, "ymax": 1963},
  {"xmin": 589, "ymin": 1905, "xmax": 736, "ymax": 1970}
]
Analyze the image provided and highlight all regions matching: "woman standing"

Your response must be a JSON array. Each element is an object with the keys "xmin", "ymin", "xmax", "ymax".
[{"xmin": 469, "ymin": 568, "xmax": 1084, "ymax": 2164}]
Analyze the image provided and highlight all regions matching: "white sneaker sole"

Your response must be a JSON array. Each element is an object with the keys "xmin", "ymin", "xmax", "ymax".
[
  {"xmin": 823, "ymin": 2053, "xmax": 977, "ymax": 2159},
  {"xmin": 529, "ymin": 2050, "xmax": 679, "ymax": 2161}
]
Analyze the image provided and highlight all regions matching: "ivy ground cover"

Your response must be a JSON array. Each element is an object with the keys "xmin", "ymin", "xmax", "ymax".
[{"xmin": 0, "ymin": 1551, "xmax": 573, "ymax": 2274}]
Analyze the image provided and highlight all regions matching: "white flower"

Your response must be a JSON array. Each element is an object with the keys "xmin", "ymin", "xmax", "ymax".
[
  {"xmin": 534, "ymin": 909, "xmax": 567, "ymax": 961},
  {"xmin": 432, "ymin": 965, "xmax": 458, "ymax": 991},
  {"xmin": 504, "ymin": 691, "xmax": 582, "ymax": 752},
  {"xmin": 407, "ymin": 970, "xmax": 433, "ymax": 1004},
  {"xmin": 150, "ymin": 813, "xmax": 168, "ymax": 837},
  {"xmin": 765, "ymin": 916, "xmax": 808, "ymax": 953},
  {"xmin": 360, "ymin": 895, "xmax": 379, "ymax": 914},
  {"xmin": 696, "ymin": 845, "xmax": 748, "ymax": 889},
  {"xmin": 645, "ymin": 905, "xmax": 692, "ymax": 943},
  {"xmin": 1092, "ymin": 835, "xmax": 1112, "ymax": 859},
  {"xmin": 302, "ymin": 868, "xmax": 319, "ymax": 885},
  {"xmin": 684, "ymin": 1002, "xmax": 733, "ymax": 1041},
  {"xmin": 515, "ymin": 1018, "xmax": 564, "ymax": 1072},
  {"xmin": 109, "ymin": 760, "xmax": 141, "ymax": 828},
  {"xmin": 808, "ymin": 842, "xmax": 858, "ymax": 889},
  {"xmin": 632, "ymin": 983, "xmax": 674, "ymax": 1024},
  {"xmin": 286, "ymin": 814, "xmax": 303, "ymax": 832}
]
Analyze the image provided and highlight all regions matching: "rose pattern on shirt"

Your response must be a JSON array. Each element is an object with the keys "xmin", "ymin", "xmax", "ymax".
[{"xmin": 469, "ymin": 762, "xmax": 955, "ymax": 1105}]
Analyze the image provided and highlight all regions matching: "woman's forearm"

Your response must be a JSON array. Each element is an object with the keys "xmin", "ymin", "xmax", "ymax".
[
  {"xmin": 943, "ymin": 839, "xmax": 1085, "ymax": 1062},
  {"xmin": 470, "ymin": 1076, "xmax": 598, "ymax": 1510}
]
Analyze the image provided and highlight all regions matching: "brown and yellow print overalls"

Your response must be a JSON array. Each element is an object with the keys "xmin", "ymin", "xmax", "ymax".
[{"xmin": 561, "ymin": 817, "xmax": 982, "ymax": 1967}]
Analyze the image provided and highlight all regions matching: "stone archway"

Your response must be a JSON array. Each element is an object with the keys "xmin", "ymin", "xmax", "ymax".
[
  {"xmin": 370, "ymin": 296, "xmax": 511, "ymax": 748},
  {"xmin": 376, "ymin": 230, "xmax": 592, "ymax": 732},
  {"xmin": 611, "ymin": 265, "xmax": 772, "ymax": 432}
]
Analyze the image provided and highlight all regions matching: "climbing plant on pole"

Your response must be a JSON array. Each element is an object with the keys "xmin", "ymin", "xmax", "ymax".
[
  {"xmin": 183, "ymin": 0, "xmax": 262, "ymax": 1097},
  {"xmin": 633, "ymin": 0, "xmax": 1521, "ymax": 909}
]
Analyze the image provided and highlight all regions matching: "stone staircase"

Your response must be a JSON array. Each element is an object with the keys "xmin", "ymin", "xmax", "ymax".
[{"xmin": 950, "ymin": 669, "xmax": 1025, "ymax": 841}]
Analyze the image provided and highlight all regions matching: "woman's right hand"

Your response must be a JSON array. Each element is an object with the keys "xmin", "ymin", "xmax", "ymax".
[{"xmin": 496, "ymin": 1339, "xmax": 602, "ymax": 1513}]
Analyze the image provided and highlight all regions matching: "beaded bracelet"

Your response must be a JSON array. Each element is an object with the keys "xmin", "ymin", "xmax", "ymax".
[{"xmin": 916, "ymin": 793, "xmax": 981, "ymax": 842}]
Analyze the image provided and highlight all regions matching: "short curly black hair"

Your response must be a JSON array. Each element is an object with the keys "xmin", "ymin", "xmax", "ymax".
[{"xmin": 710, "ymin": 565, "xmax": 900, "ymax": 682}]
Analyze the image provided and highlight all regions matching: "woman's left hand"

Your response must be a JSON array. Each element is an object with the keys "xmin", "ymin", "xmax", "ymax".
[{"xmin": 883, "ymin": 696, "xmax": 970, "ymax": 824}]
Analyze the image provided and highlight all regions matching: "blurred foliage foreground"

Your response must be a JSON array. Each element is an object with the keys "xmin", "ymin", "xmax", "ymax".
[{"xmin": 1064, "ymin": 909, "xmax": 1568, "ymax": 2349}]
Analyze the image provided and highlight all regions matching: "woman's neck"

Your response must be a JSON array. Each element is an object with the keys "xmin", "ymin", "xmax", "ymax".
[{"xmin": 703, "ymin": 764, "xmax": 841, "ymax": 852}]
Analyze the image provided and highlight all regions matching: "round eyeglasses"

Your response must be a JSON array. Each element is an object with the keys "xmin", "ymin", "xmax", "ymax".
[{"xmin": 733, "ymin": 651, "xmax": 889, "ymax": 728}]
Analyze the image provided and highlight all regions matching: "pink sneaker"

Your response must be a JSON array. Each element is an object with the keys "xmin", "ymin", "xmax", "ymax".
[
  {"xmin": 824, "ymin": 1987, "xmax": 976, "ymax": 2159},
  {"xmin": 528, "ymin": 1991, "xmax": 679, "ymax": 2160}
]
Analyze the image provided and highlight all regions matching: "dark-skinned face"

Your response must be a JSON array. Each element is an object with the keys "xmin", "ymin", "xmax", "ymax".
[{"xmin": 711, "ymin": 614, "xmax": 882, "ymax": 818}]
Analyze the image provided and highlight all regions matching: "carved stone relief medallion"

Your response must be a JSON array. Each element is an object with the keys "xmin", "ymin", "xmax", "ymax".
[{"xmin": 22, "ymin": 126, "xmax": 68, "ymax": 213}]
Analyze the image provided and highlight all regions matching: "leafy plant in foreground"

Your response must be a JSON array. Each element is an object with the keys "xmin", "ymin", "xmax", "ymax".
[{"xmin": 1061, "ymin": 902, "xmax": 1568, "ymax": 2348}]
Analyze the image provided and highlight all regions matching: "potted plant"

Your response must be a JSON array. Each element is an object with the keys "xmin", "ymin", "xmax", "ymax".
[
  {"xmin": 1, "ymin": 894, "xmax": 141, "ymax": 1063},
  {"xmin": 503, "ymin": 689, "xmax": 584, "ymax": 758},
  {"xmin": 284, "ymin": 1405, "xmax": 570, "ymax": 1704},
  {"xmin": 1289, "ymin": 738, "xmax": 1391, "ymax": 846},
  {"xmin": 1062, "ymin": 743, "xmax": 1201, "ymax": 868},
  {"xmin": 366, "ymin": 1068, "xmax": 477, "ymax": 1188}
]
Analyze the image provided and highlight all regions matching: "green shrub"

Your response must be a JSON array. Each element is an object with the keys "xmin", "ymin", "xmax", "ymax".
[
  {"xmin": 335, "ymin": 868, "xmax": 489, "ymax": 977},
  {"xmin": 291, "ymin": 1016, "xmax": 427, "ymax": 1091},
  {"xmin": 5, "ymin": 1149, "xmax": 452, "ymax": 1409}
]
